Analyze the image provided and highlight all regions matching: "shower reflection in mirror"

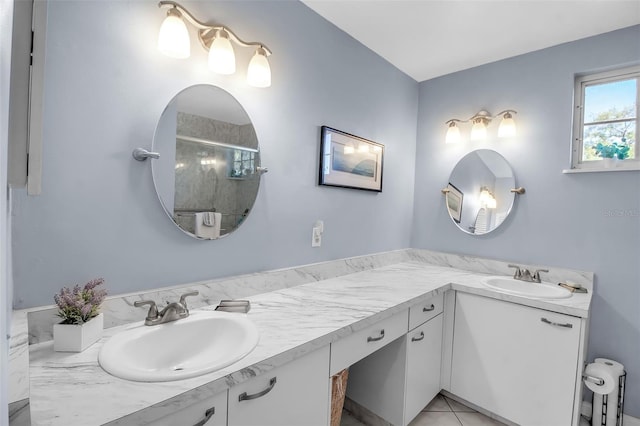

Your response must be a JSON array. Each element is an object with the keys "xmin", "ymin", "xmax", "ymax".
[{"xmin": 151, "ymin": 85, "xmax": 262, "ymax": 240}]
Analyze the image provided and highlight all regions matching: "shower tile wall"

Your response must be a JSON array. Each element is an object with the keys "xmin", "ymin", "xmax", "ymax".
[{"xmin": 174, "ymin": 113, "xmax": 260, "ymax": 235}]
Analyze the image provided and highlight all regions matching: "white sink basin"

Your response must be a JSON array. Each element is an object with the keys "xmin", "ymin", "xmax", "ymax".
[
  {"xmin": 98, "ymin": 310, "xmax": 259, "ymax": 382},
  {"xmin": 481, "ymin": 276, "xmax": 572, "ymax": 300}
]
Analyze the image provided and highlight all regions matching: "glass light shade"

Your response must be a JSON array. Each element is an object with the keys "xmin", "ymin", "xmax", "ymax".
[
  {"xmin": 208, "ymin": 31, "xmax": 236, "ymax": 75},
  {"xmin": 157, "ymin": 11, "xmax": 190, "ymax": 59},
  {"xmin": 470, "ymin": 120, "xmax": 487, "ymax": 141},
  {"xmin": 445, "ymin": 123, "xmax": 461, "ymax": 144},
  {"xmin": 486, "ymin": 198, "xmax": 497, "ymax": 209},
  {"xmin": 498, "ymin": 114, "xmax": 517, "ymax": 138},
  {"xmin": 247, "ymin": 48, "xmax": 272, "ymax": 88}
]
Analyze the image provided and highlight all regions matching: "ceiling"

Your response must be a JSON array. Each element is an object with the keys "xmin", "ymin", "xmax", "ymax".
[{"xmin": 301, "ymin": 1, "xmax": 640, "ymax": 82}]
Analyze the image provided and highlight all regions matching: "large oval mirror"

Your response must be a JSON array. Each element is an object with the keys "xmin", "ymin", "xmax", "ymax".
[
  {"xmin": 445, "ymin": 149, "xmax": 516, "ymax": 235},
  {"xmin": 152, "ymin": 84, "xmax": 261, "ymax": 239}
]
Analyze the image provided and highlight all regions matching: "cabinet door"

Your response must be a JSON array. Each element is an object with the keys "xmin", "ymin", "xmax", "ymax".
[
  {"xmin": 147, "ymin": 390, "xmax": 227, "ymax": 426},
  {"xmin": 405, "ymin": 313, "xmax": 443, "ymax": 424},
  {"xmin": 451, "ymin": 293, "xmax": 581, "ymax": 426},
  {"xmin": 228, "ymin": 346, "xmax": 330, "ymax": 426}
]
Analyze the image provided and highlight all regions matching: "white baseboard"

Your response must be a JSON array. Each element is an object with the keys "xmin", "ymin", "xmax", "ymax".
[{"xmin": 582, "ymin": 401, "xmax": 640, "ymax": 426}]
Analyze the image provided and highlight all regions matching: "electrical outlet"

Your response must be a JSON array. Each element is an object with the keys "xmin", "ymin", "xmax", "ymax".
[{"xmin": 312, "ymin": 226, "xmax": 322, "ymax": 247}]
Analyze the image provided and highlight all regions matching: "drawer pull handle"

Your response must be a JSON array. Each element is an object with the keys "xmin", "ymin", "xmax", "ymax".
[
  {"xmin": 367, "ymin": 329, "xmax": 385, "ymax": 342},
  {"xmin": 193, "ymin": 407, "xmax": 215, "ymax": 426},
  {"xmin": 238, "ymin": 377, "xmax": 277, "ymax": 401},
  {"xmin": 411, "ymin": 331, "xmax": 425, "ymax": 342},
  {"xmin": 541, "ymin": 318, "xmax": 573, "ymax": 328},
  {"xmin": 423, "ymin": 304, "xmax": 435, "ymax": 312}
]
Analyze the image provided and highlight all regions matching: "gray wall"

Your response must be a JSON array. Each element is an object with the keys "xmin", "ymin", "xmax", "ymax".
[
  {"xmin": 11, "ymin": 0, "xmax": 418, "ymax": 307},
  {"xmin": 412, "ymin": 25, "xmax": 640, "ymax": 416},
  {"xmin": 1, "ymin": 0, "xmax": 14, "ymax": 420}
]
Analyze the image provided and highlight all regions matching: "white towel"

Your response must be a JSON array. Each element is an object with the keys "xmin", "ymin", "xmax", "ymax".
[{"xmin": 194, "ymin": 212, "xmax": 221, "ymax": 239}]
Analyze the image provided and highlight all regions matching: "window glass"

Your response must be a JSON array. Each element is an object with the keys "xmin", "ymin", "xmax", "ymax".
[{"xmin": 582, "ymin": 78, "xmax": 636, "ymax": 162}]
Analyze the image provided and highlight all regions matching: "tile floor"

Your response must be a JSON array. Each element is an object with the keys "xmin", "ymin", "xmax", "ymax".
[{"xmin": 342, "ymin": 393, "xmax": 506, "ymax": 426}]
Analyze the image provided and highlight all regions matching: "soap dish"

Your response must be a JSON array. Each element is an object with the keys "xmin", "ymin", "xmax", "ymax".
[
  {"xmin": 215, "ymin": 300, "xmax": 251, "ymax": 313},
  {"xmin": 558, "ymin": 282, "xmax": 588, "ymax": 293}
]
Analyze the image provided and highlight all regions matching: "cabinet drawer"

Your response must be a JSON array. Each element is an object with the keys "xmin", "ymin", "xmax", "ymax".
[
  {"xmin": 330, "ymin": 309, "xmax": 408, "ymax": 375},
  {"xmin": 408, "ymin": 293, "xmax": 443, "ymax": 330},
  {"xmin": 146, "ymin": 390, "xmax": 227, "ymax": 426},
  {"xmin": 228, "ymin": 346, "xmax": 330, "ymax": 426}
]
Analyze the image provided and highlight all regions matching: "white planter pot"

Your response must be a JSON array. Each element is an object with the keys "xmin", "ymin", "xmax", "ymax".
[
  {"xmin": 602, "ymin": 157, "xmax": 618, "ymax": 168},
  {"xmin": 53, "ymin": 313, "xmax": 104, "ymax": 352}
]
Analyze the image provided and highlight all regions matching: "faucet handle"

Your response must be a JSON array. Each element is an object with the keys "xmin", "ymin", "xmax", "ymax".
[
  {"xmin": 532, "ymin": 269, "xmax": 549, "ymax": 283},
  {"xmin": 508, "ymin": 264, "xmax": 522, "ymax": 278},
  {"xmin": 179, "ymin": 291, "xmax": 199, "ymax": 311},
  {"xmin": 134, "ymin": 300, "xmax": 158, "ymax": 321}
]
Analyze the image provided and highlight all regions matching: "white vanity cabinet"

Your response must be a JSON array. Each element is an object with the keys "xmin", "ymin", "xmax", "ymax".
[
  {"xmin": 146, "ymin": 390, "xmax": 227, "ymax": 426},
  {"xmin": 450, "ymin": 292, "xmax": 585, "ymax": 426},
  {"xmin": 227, "ymin": 346, "xmax": 330, "ymax": 426},
  {"xmin": 347, "ymin": 296, "xmax": 444, "ymax": 426}
]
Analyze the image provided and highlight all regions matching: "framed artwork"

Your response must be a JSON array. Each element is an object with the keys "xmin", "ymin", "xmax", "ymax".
[
  {"xmin": 318, "ymin": 126, "xmax": 384, "ymax": 192},
  {"xmin": 446, "ymin": 183, "xmax": 463, "ymax": 223}
]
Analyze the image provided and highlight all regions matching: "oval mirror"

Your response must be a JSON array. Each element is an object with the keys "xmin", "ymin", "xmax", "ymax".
[
  {"xmin": 445, "ymin": 149, "xmax": 516, "ymax": 235},
  {"xmin": 152, "ymin": 84, "xmax": 261, "ymax": 239}
]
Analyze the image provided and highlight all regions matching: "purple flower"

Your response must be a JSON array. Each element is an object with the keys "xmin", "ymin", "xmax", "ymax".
[{"xmin": 53, "ymin": 278, "xmax": 107, "ymax": 325}]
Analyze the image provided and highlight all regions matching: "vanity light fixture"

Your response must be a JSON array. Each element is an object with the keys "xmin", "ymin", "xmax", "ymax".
[
  {"xmin": 445, "ymin": 110, "xmax": 517, "ymax": 144},
  {"xmin": 156, "ymin": 1, "xmax": 273, "ymax": 88}
]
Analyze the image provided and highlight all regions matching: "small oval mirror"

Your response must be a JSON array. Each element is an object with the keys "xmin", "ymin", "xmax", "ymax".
[
  {"xmin": 445, "ymin": 149, "xmax": 516, "ymax": 235},
  {"xmin": 152, "ymin": 85, "xmax": 261, "ymax": 239}
]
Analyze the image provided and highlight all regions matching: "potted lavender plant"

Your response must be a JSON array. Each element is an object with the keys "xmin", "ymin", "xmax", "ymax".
[{"xmin": 53, "ymin": 278, "xmax": 107, "ymax": 352}]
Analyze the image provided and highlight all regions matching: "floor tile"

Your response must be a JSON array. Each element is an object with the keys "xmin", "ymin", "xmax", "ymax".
[
  {"xmin": 423, "ymin": 394, "xmax": 452, "ymax": 412},
  {"xmin": 341, "ymin": 410, "xmax": 367, "ymax": 426},
  {"xmin": 409, "ymin": 411, "xmax": 463, "ymax": 426},
  {"xmin": 445, "ymin": 396, "xmax": 476, "ymax": 413},
  {"xmin": 456, "ymin": 412, "xmax": 506, "ymax": 426}
]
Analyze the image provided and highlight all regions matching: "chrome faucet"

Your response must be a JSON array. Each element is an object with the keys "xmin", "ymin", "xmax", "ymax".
[
  {"xmin": 134, "ymin": 291, "xmax": 199, "ymax": 326},
  {"xmin": 508, "ymin": 265, "xmax": 548, "ymax": 283}
]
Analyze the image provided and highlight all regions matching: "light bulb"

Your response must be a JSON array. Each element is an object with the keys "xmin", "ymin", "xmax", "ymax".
[
  {"xmin": 247, "ymin": 47, "xmax": 272, "ymax": 88},
  {"xmin": 157, "ymin": 9, "xmax": 190, "ymax": 59},
  {"xmin": 486, "ymin": 198, "xmax": 497, "ymax": 209},
  {"xmin": 498, "ymin": 112, "xmax": 517, "ymax": 138},
  {"xmin": 343, "ymin": 145, "xmax": 354, "ymax": 155},
  {"xmin": 445, "ymin": 122, "xmax": 461, "ymax": 144},
  {"xmin": 470, "ymin": 119, "xmax": 487, "ymax": 141},
  {"xmin": 358, "ymin": 143, "xmax": 369, "ymax": 153},
  {"xmin": 208, "ymin": 29, "xmax": 236, "ymax": 74}
]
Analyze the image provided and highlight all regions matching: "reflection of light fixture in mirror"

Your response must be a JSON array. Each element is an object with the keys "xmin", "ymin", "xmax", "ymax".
[
  {"xmin": 175, "ymin": 162, "xmax": 185, "ymax": 169},
  {"xmin": 343, "ymin": 144, "xmax": 355, "ymax": 155},
  {"xmin": 358, "ymin": 143, "xmax": 369, "ymax": 153},
  {"xmin": 445, "ymin": 110, "xmax": 517, "ymax": 143},
  {"xmin": 479, "ymin": 186, "xmax": 497, "ymax": 209},
  {"xmin": 201, "ymin": 158, "xmax": 216, "ymax": 166},
  {"xmin": 157, "ymin": 1, "xmax": 273, "ymax": 88}
]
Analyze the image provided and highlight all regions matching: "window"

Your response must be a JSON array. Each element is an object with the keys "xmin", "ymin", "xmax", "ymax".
[
  {"xmin": 572, "ymin": 65, "xmax": 639, "ymax": 170},
  {"xmin": 228, "ymin": 149, "xmax": 256, "ymax": 178}
]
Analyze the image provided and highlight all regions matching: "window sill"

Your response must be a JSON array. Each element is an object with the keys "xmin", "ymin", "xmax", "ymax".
[{"xmin": 562, "ymin": 166, "xmax": 640, "ymax": 174}]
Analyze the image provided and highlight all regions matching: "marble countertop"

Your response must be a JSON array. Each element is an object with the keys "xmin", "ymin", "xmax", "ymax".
[{"xmin": 29, "ymin": 261, "xmax": 591, "ymax": 426}]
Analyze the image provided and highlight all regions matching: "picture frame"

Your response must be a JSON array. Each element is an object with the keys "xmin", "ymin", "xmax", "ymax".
[
  {"xmin": 446, "ymin": 183, "xmax": 463, "ymax": 223},
  {"xmin": 318, "ymin": 126, "xmax": 384, "ymax": 192}
]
